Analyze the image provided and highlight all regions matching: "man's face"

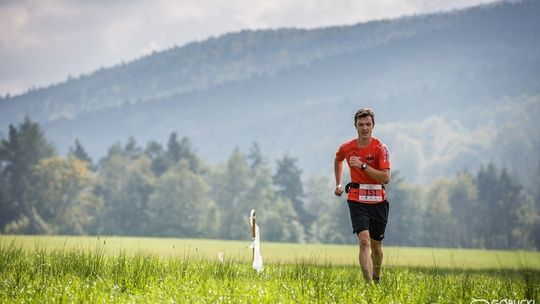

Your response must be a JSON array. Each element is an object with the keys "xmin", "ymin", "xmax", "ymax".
[{"xmin": 355, "ymin": 116, "xmax": 374, "ymax": 140}]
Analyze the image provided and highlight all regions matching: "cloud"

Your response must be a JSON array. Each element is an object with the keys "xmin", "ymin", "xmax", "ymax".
[
  {"xmin": 0, "ymin": 0, "xmax": 500, "ymax": 96},
  {"xmin": 0, "ymin": 3, "xmax": 36, "ymax": 49}
]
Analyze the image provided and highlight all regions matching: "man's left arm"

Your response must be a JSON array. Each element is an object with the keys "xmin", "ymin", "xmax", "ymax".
[
  {"xmin": 364, "ymin": 166, "xmax": 391, "ymax": 184},
  {"xmin": 349, "ymin": 157, "xmax": 391, "ymax": 184}
]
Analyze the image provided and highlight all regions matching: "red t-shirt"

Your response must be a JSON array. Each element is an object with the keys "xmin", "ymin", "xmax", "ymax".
[{"xmin": 335, "ymin": 137, "xmax": 391, "ymax": 203}]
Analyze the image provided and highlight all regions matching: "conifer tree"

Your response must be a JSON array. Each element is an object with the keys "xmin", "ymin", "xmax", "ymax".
[
  {"xmin": 0, "ymin": 117, "xmax": 55, "ymax": 231},
  {"xmin": 68, "ymin": 138, "xmax": 93, "ymax": 168}
]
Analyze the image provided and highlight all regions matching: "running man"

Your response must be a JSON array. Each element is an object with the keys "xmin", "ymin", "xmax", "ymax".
[{"xmin": 334, "ymin": 108, "xmax": 391, "ymax": 284}]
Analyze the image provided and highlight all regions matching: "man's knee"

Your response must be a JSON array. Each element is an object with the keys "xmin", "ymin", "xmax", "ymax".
[{"xmin": 357, "ymin": 231, "xmax": 371, "ymax": 248}]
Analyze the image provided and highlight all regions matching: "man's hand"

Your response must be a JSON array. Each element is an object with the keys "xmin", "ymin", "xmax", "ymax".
[
  {"xmin": 334, "ymin": 184, "xmax": 343, "ymax": 197},
  {"xmin": 350, "ymin": 156, "xmax": 363, "ymax": 168}
]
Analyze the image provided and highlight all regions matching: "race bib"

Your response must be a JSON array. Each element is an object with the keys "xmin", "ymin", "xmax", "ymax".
[{"xmin": 358, "ymin": 184, "xmax": 385, "ymax": 203}]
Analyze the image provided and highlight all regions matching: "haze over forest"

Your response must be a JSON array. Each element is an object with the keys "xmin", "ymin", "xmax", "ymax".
[{"xmin": 1, "ymin": 0, "xmax": 540, "ymax": 189}]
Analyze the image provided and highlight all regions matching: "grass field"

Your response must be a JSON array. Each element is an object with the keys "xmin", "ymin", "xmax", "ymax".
[
  {"xmin": 1, "ymin": 235, "xmax": 538, "ymax": 303},
  {"xmin": 2, "ymin": 235, "xmax": 539, "ymax": 270}
]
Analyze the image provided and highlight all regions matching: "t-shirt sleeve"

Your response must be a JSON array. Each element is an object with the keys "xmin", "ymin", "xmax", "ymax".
[
  {"xmin": 378, "ymin": 143, "xmax": 391, "ymax": 169},
  {"xmin": 335, "ymin": 144, "xmax": 346, "ymax": 162}
]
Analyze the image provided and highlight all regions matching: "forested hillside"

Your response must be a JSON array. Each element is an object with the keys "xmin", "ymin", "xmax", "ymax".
[{"xmin": 0, "ymin": 0, "xmax": 538, "ymax": 189}]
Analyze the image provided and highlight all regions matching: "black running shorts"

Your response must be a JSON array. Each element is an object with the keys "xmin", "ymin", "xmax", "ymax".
[{"xmin": 347, "ymin": 200, "xmax": 389, "ymax": 241}]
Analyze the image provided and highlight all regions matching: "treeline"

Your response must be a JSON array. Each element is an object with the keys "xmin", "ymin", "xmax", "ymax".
[
  {"xmin": 1, "ymin": 118, "xmax": 539, "ymax": 249},
  {"xmin": 386, "ymin": 169, "xmax": 540, "ymax": 249}
]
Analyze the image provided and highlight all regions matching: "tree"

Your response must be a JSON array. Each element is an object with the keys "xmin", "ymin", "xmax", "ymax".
[
  {"xmin": 476, "ymin": 164, "xmax": 530, "ymax": 249},
  {"xmin": 145, "ymin": 140, "xmax": 168, "ymax": 176},
  {"xmin": 95, "ymin": 149, "xmax": 155, "ymax": 236},
  {"xmin": 243, "ymin": 166, "xmax": 276, "ymax": 217},
  {"xmin": 170, "ymin": 135, "xmax": 200, "ymax": 173},
  {"xmin": 447, "ymin": 171, "xmax": 478, "ymax": 248},
  {"xmin": 0, "ymin": 164, "xmax": 12, "ymax": 231},
  {"xmin": 247, "ymin": 142, "xmax": 266, "ymax": 174},
  {"xmin": 0, "ymin": 117, "xmax": 55, "ymax": 230},
  {"xmin": 422, "ymin": 178, "xmax": 456, "ymax": 247},
  {"xmin": 95, "ymin": 148, "xmax": 130, "ymax": 235},
  {"xmin": 29, "ymin": 157, "xmax": 100, "ymax": 235},
  {"xmin": 167, "ymin": 132, "xmax": 183, "ymax": 163},
  {"xmin": 497, "ymin": 168, "xmax": 537, "ymax": 249},
  {"xmin": 475, "ymin": 164, "xmax": 499, "ymax": 248},
  {"xmin": 262, "ymin": 197, "xmax": 305, "ymax": 243},
  {"xmin": 305, "ymin": 175, "xmax": 350, "ymax": 244},
  {"xmin": 123, "ymin": 136, "xmax": 142, "ymax": 160},
  {"xmin": 148, "ymin": 133, "xmax": 201, "ymax": 176},
  {"xmin": 211, "ymin": 148, "xmax": 253, "ymax": 240},
  {"xmin": 273, "ymin": 154, "xmax": 310, "ymax": 231},
  {"xmin": 208, "ymin": 147, "xmax": 307, "ymax": 243},
  {"xmin": 513, "ymin": 195, "xmax": 537, "ymax": 249},
  {"xmin": 146, "ymin": 161, "xmax": 218, "ymax": 237},
  {"xmin": 536, "ymin": 161, "xmax": 540, "ymax": 205},
  {"xmin": 68, "ymin": 139, "xmax": 93, "ymax": 168},
  {"xmin": 384, "ymin": 172, "xmax": 425, "ymax": 247},
  {"xmin": 122, "ymin": 155, "xmax": 155, "ymax": 235},
  {"xmin": 533, "ymin": 161, "xmax": 540, "ymax": 249}
]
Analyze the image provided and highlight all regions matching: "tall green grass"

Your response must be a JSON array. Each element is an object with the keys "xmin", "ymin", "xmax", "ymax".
[
  {"xmin": 0, "ymin": 240, "xmax": 538, "ymax": 303},
  {"xmin": 3, "ymin": 235, "xmax": 539, "ymax": 270}
]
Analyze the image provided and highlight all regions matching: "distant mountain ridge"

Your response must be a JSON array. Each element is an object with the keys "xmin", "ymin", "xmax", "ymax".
[
  {"xmin": 2, "ymin": 0, "xmax": 522, "ymax": 124},
  {"xmin": 1, "ymin": 0, "xmax": 539, "ymax": 186}
]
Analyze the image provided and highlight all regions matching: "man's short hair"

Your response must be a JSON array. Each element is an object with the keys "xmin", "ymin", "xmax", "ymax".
[{"xmin": 354, "ymin": 108, "xmax": 375, "ymax": 125}]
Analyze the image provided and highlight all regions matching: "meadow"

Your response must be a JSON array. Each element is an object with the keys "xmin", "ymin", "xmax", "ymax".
[{"xmin": 1, "ymin": 235, "xmax": 538, "ymax": 303}]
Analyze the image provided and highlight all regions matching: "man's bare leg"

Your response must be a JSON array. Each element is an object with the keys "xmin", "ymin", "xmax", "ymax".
[
  {"xmin": 357, "ymin": 230, "xmax": 373, "ymax": 283},
  {"xmin": 371, "ymin": 239, "xmax": 383, "ymax": 282}
]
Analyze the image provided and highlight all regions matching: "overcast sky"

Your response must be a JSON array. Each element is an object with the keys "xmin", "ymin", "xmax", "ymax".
[{"xmin": 0, "ymin": 0, "xmax": 501, "ymax": 97}]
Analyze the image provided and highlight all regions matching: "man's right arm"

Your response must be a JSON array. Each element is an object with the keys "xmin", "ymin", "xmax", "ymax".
[{"xmin": 334, "ymin": 158, "xmax": 344, "ymax": 196}]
